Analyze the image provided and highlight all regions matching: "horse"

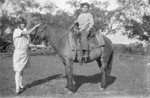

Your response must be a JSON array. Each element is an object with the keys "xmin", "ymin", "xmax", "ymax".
[{"xmin": 33, "ymin": 23, "xmax": 114, "ymax": 92}]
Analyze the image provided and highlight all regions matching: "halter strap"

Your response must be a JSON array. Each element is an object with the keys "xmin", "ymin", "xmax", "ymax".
[
  {"xmin": 50, "ymin": 31, "xmax": 69, "ymax": 46},
  {"xmin": 32, "ymin": 23, "xmax": 47, "ymax": 44}
]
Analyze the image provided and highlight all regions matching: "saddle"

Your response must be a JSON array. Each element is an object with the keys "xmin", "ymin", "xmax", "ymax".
[{"xmin": 69, "ymin": 27, "xmax": 105, "ymax": 51}]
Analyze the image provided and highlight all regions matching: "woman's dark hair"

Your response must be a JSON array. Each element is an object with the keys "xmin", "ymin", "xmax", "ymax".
[{"xmin": 17, "ymin": 17, "xmax": 27, "ymax": 26}]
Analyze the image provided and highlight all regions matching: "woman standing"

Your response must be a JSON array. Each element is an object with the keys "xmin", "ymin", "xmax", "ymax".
[{"xmin": 13, "ymin": 17, "xmax": 40, "ymax": 95}]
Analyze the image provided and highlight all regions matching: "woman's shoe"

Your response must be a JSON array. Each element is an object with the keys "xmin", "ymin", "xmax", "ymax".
[
  {"xmin": 20, "ymin": 86, "xmax": 24, "ymax": 89},
  {"xmin": 15, "ymin": 89, "xmax": 20, "ymax": 95},
  {"xmin": 19, "ymin": 85, "xmax": 25, "ymax": 91}
]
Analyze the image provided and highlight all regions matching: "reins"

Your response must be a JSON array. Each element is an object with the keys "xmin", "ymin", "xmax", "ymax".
[
  {"xmin": 35, "ymin": 22, "xmax": 96, "ymax": 49},
  {"xmin": 50, "ymin": 23, "xmax": 75, "ymax": 46},
  {"xmin": 47, "ymin": 23, "xmax": 75, "ymax": 62},
  {"xmin": 49, "ymin": 23, "xmax": 94, "ymax": 47},
  {"xmin": 32, "ymin": 23, "xmax": 47, "ymax": 44}
]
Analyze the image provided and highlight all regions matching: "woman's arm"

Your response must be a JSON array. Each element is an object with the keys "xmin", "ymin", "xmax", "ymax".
[{"xmin": 22, "ymin": 24, "xmax": 40, "ymax": 35}]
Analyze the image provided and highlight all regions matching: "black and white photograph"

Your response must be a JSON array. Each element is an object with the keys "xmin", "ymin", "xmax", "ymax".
[{"xmin": 0, "ymin": 0, "xmax": 150, "ymax": 98}]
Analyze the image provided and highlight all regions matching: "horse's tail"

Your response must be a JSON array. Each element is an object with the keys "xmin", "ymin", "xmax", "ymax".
[{"xmin": 107, "ymin": 51, "xmax": 113, "ymax": 76}]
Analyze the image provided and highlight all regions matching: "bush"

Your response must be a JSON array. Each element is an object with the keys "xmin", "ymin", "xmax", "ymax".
[{"xmin": 114, "ymin": 44, "xmax": 150, "ymax": 55}]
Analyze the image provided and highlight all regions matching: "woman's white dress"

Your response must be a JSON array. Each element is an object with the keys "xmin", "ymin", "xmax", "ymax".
[{"xmin": 13, "ymin": 28, "xmax": 30, "ymax": 72}]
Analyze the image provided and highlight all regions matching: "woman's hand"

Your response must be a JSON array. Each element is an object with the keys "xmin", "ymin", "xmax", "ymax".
[
  {"xmin": 79, "ymin": 28, "xmax": 84, "ymax": 32},
  {"xmin": 33, "ymin": 24, "xmax": 41, "ymax": 30},
  {"xmin": 34, "ymin": 24, "xmax": 41, "ymax": 28},
  {"xmin": 22, "ymin": 24, "xmax": 41, "ymax": 35}
]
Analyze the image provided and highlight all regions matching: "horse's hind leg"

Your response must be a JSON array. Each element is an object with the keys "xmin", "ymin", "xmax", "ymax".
[
  {"xmin": 106, "ymin": 52, "xmax": 113, "ymax": 77},
  {"xmin": 64, "ymin": 59, "xmax": 75, "ymax": 92}
]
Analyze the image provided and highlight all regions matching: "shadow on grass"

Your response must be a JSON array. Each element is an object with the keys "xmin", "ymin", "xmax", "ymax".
[
  {"xmin": 74, "ymin": 73, "xmax": 116, "ymax": 91},
  {"xmin": 22, "ymin": 73, "xmax": 116, "ymax": 93},
  {"xmin": 24, "ymin": 74, "xmax": 62, "ymax": 89}
]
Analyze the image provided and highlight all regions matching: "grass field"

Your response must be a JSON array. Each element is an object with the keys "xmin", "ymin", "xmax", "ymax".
[{"xmin": 0, "ymin": 53, "xmax": 150, "ymax": 98}]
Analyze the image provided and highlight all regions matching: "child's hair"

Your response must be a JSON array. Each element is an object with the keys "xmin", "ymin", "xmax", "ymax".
[{"xmin": 80, "ymin": 2, "xmax": 90, "ymax": 9}]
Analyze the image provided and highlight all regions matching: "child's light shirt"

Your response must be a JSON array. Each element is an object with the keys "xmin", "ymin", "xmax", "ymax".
[{"xmin": 76, "ymin": 12, "xmax": 94, "ymax": 30}]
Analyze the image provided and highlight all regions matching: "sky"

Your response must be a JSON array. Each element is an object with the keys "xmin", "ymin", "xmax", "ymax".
[{"xmin": 35, "ymin": 0, "xmax": 139, "ymax": 44}]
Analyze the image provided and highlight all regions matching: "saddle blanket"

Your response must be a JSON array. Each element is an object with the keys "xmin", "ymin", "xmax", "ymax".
[{"xmin": 69, "ymin": 32, "xmax": 105, "ymax": 51}]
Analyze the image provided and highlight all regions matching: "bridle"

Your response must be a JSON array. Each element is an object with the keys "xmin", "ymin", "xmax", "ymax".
[
  {"xmin": 32, "ymin": 23, "xmax": 47, "ymax": 44},
  {"xmin": 47, "ymin": 23, "xmax": 75, "ymax": 47},
  {"xmin": 32, "ymin": 23, "xmax": 75, "ymax": 48}
]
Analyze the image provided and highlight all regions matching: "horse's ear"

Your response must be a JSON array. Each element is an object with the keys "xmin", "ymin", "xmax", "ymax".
[{"xmin": 74, "ymin": 22, "xmax": 79, "ymax": 28}]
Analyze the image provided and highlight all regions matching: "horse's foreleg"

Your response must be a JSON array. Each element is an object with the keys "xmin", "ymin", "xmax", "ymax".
[
  {"xmin": 96, "ymin": 58, "xmax": 105, "ymax": 90},
  {"xmin": 64, "ymin": 59, "xmax": 75, "ymax": 92},
  {"xmin": 100, "ymin": 58, "xmax": 108, "ymax": 90}
]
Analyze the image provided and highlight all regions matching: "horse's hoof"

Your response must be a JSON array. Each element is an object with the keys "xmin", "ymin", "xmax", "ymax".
[
  {"xmin": 65, "ymin": 86, "xmax": 76, "ymax": 93},
  {"xmin": 99, "ymin": 85, "xmax": 105, "ymax": 91},
  {"xmin": 67, "ymin": 91, "xmax": 73, "ymax": 94},
  {"xmin": 64, "ymin": 87, "xmax": 68, "ymax": 91},
  {"xmin": 64, "ymin": 88, "xmax": 73, "ymax": 94},
  {"xmin": 100, "ymin": 87, "xmax": 104, "ymax": 91}
]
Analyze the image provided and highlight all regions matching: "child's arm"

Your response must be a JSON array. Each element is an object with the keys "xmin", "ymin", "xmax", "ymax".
[{"xmin": 88, "ymin": 14, "xmax": 94, "ymax": 31}]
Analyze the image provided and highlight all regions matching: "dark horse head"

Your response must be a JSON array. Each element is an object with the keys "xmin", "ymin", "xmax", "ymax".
[
  {"xmin": 30, "ymin": 23, "xmax": 47, "ymax": 45},
  {"xmin": 31, "ymin": 23, "xmax": 70, "ymax": 51}
]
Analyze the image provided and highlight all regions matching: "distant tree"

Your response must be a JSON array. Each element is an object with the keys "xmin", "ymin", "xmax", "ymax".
[
  {"xmin": 0, "ymin": 0, "xmax": 8, "ymax": 12},
  {"xmin": 116, "ymin": 0, "xmax": 150, "ymax": 41},
  {"xmin": 66, "ymin": 0, "xmax": 125, "ymax": 35},
  {"xmin": 66, "ymin": 0, "xmax": 81, "ymax": 13},
  {"xmin": 0, "ymin": 0, "xmax": 9, "ymax": 37},
  {"xmin": 54, "ymin": 10, "xmax": 74, "ymax": 28},
  {"xmin": 0, "ymin": 0, "xmax": 5, "ymax": 3},
  {"xmin": 9, "ymin": 0, "xmax": 40, "ymax": 13},
  {"xmin": 40, "ymin": 1, "xmax": 57, "ymax": 13}
]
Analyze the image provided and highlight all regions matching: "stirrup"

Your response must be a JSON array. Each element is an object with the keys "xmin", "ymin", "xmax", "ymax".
[
  {"xmin": 83, "ymin": 51, "xmax": 88, "ymax": 57},
  {"xmin": 79, "ymin": 57, "xmax": 84, "ymax": 65},
  {"xmin": 83, "ymin": 51, "xmax": 88, "ymax": 62},
  {"xmin": 83, "ymin": 56, "xmax": 88, "ymax": 62}
]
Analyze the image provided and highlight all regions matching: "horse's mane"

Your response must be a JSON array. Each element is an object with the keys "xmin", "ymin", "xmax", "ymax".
[
  {"xmin": 47, "ymin": 23, "xmax": 68, "ymax": 30},
  {"xmin": 31, "ymin": 23, "xmax": 47, "ymax": 45},
  {"xmin": 46, "ymin": 23, "xmax": 71, "ymax": 38}
]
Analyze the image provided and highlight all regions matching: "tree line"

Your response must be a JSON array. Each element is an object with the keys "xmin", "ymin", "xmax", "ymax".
[{"xmin": 1, "ymin": 0, "xmax": 150, "ymax": 43}]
